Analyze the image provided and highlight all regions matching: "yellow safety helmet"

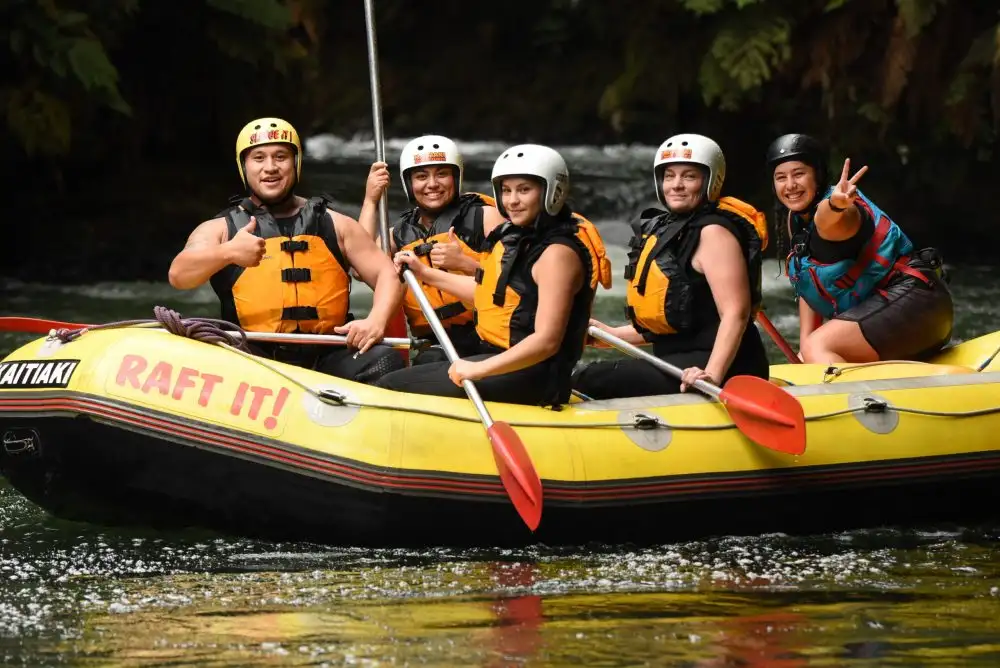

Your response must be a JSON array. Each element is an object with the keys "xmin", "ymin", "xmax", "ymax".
[{"xmin": 235, "ymin": 117, "xmax": 302, "ymax": 189}]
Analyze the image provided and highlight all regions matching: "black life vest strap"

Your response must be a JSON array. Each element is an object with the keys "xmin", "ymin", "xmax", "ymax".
[
  {"xmin": 493, "ymin": 236, "xmax": 532, "ymax": 307},
  {"xmin": 635, "ymin": 220, "xmax": 688, "ymax": 296},
  {"xmin": 434, "ymin": 302, "xmax": 469, "ymax": 321},
  {"xmin": 305, "ymin": 196, "xmax": 352, "ymax": 277},
  {"xmin": 281, "ymin": 268, "xmax": 311, "ymax": 283},
  {"xmin": 282, "ymin": 306, "xmax": 319, "ymax": 321},
  {"xmin": 412, "ymin": 241, "xmax": 436, "ymax": 257},
  {"xmin": 281, "ymin": 240, "xmax": 309, "ymax": 252}
]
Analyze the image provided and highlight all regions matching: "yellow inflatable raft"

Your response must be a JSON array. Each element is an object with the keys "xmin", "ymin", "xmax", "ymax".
[{"xmin": 1, "ymin": 326, "xmax": 998, "ymax": 546}]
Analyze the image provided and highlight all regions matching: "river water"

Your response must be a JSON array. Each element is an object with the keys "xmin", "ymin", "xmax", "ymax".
[{"xmin": 1, "ymin": 136, "xmax": 999, "ymax": 666}]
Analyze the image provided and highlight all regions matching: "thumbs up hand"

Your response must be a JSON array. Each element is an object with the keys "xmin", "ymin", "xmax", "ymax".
[
  {"xmin": 429, "ymin": 227, "xmax": 464, "ymax": 270},
  {"xmin": 225, "ymin": 215, "xmax": 267, "ymax": 267}
]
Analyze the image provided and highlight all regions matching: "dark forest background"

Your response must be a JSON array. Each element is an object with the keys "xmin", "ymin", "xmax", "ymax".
[{"xmin": 3, "ymin": 0, "xmax": 998, "ymax": 282}]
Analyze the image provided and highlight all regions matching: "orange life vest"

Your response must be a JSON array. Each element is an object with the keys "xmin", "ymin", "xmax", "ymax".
[
  {"xmin": 392, "ymin": 192, "xmax": 492, "ymax": 336},
  {"xmin": 473, "ymin": 218, "xmax": 595, "ymax": 351},
  {"xmin": 624, "ymin": 196, "xmax": 765, "ymax": 338},
  {"xmin": 570, "ymin": 213, "xmax": 613, "ymax": 291},
  {"xmin": 210, "ymin": 196, "xmax": 351, "ymax": 334}
]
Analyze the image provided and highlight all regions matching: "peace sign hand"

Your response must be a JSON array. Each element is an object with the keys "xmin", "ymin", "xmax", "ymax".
[{"xmin": 829, "ymin": 158, "xmax": 869, "ymax": 211}]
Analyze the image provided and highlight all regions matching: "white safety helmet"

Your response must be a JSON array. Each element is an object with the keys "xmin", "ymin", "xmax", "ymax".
[
  {"xmin": 491, "ymin": 144, "xmax": 570, "ymax": 217},
  {"xmin": 399, "ymin": 135, "xmax": 463, "ymax": 204},
  {"xmin": 653, "ymin": 133, "xmax": 726, "ymax": 206}
]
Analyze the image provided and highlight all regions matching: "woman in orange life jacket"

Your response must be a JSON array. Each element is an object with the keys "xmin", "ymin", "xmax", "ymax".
[
  {"xmin": 168, "ymin": 117, "xmax": 405, "ymax": 384},
  {"xmin": 359, "ymin": 135, "xmax": 506, "ymax": 365},
  {"xmin": 375, "ymin": 144, "xmax": 598, "ymax": 406},
  {"xmin": 767, "ymin": 133, "xmax": 953, "ymax": 363},
  {"xmin": 573, "ymin": 134, "xmax": 770, "ymax": 399}
]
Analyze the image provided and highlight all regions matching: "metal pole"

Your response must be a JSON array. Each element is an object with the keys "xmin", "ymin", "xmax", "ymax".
[
  {"xmin": 402, "ymin": 269, "xmax": 494, "ymax": 427},
  {"xmin": 363, "ymin": 0, "xmax": 392, "ymax": 255},
  {"xmin": 587, "ymin": 326, "xmax": 723, "ymax": 399}
]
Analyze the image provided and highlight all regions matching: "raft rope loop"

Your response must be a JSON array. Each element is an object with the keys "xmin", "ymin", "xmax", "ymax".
[{"xmin": 50, "ymin": 307, "xmax": 1000, "ymax": 432}]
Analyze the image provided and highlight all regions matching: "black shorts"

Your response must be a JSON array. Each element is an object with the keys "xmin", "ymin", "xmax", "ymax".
[
  {"xmin": 410, "ymin": 322, "xmax": 485, "ymax": 366},
  {"xmin": 249, "ymin": 341, "xmax": 405, "ymax": 384},
  {"xmin": 376, "ymin": 353, "xmax": 569, "ymax": 406},
  {"xmin": 572, "ymin": 325, "xmax": 770, "ymax": 400},
  {"xmin": 835, "ymin": 255, "xmax": 954, "ymax": 361}
]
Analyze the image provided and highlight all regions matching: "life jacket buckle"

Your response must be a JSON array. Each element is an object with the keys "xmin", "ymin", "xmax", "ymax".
[{"xmin": 413, "ymin": 241, "xmax": 437, "ymax": 257}]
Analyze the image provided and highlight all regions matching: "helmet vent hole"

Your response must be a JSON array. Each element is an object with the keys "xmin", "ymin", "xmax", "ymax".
[
  {"xmin": 517, "ymin": 152, "xmax": 524, "ymax": 157},
  {"xmin": 254, "ymin": 125, "xmax": 261, "ymax": 130},
  {"xmin": 432, "ymin": 144, "xmax": 439, "ymax": 149},
  {"xmin": 681, "ymin": 141, "xmax": 689, "ymax": 146}
]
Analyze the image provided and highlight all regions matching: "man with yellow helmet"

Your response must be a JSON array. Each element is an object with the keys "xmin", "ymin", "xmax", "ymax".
[{"xmin": 168, "ymin": 117, "xmax": 405, "ymax": 383}]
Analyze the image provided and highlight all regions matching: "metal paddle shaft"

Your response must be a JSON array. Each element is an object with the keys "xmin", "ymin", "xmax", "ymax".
[
  {"xmin": 400, "ymin": 268, "xmax": 543, "ymax": 529},
  {"xmin": 587, "ymin": 325, "xmax": 807, "ymax": 455},
  {"xmin": 400, "ymin": 270, "xmax": 493, "ymax": 427},
  {"xmin": 586, "ymin": 326, "xmax": 722, "ymax": 398},
  {"xmin": 0, "ymin": 317, "xmax": 419, "ymax": 349},
  {"xmin": 242, "ymin": 332, "xmax": 413, "ymax": 349},
  {"xmin": 363, "ymin": 0, "xmax": 392, "ymax": 251}
]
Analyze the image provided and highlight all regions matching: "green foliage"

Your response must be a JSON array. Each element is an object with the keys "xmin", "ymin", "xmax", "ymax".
[
  {"xmin": 2, "ymin": 0, "xmax": 307, "ymax": 158},
  {"xmin": 6, "ymin": 88, "xmax": 72, "ymax": 156},
  {"xmin": 1, "ymin": 2, "xmax": 129, "ymax": 156},
  {"xmin": 206, "ymin": 0, "xmax": 291, "ymax": 29},
  {"xmin": 896, "ymin": 0, "xmax": 946, "ymax": 39},
  {"xmin": 680, "ymin": 0, "xmax": 726, "ymax": 15},
  {"xmin": 700, "ymin": 14, "xmax": 791, "ymax": 109}
]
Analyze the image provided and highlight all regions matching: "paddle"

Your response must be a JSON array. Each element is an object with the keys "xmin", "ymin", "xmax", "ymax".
[
  {"xmin": 362, "ymin": 0, "xmax": 409, "ymax": 365},
  {"xmin": 587, "ymin": 326, "xmax": 806, "ymax": 455},
  {"xmin": 400, "ymin": 267, "xmax": 543, "ymax": 531},
  {"xmin": 756, "ymin": 311, "xmax": 800, "ymax": 364},
  {"xmin": 0, "ymin": 316, "xmax": 421, "ymax": 349}
]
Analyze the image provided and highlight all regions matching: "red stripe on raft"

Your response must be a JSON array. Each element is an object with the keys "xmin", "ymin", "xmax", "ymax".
[{"xmin": 2, "ymin": 396, "xmax": 1000, "ymax": 503}]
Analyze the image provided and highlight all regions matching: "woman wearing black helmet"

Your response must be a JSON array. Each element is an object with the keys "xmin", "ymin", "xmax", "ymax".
[{"xmin": 767, "ymin": 134, "xmax": 953, "ymax": 363}]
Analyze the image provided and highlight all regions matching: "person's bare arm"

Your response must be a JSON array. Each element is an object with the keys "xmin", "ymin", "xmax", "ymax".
[
  {"xmin": 693, "ymin": 224, "xmax": 752, "ymax": 384},
  {"xmin": 813, "ymin": 158, "xmax": 869, "ymax": 242},
  {"xmin": 481, "ymin": 205, "xmax": 505, "ymax": 238},
  {"xmin": 463, "ymin": 244, "xmax": 583, "ymax": 379},
  {"xmin": 359, "ymin": 161, "xmax": 396, "ymax": 253},
  {"xmin": 168, "ymin": 217, "xmax": 263, "ymax": 289},
  {"xmin": 394, "ymin": 252, "xmax": 477, "ymax": 303},
  {"xmin": 331, "ymin": 210, "xmax": 402, "ymax": 352}
]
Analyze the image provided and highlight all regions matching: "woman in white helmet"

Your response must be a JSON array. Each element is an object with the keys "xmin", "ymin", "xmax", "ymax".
[
  {"xmin": 375, "ymin": 144, "xmax": 599, "ymax": 406},
  {"xmin": 575, "ymin": 133, "xmax": 770, "ymax": 398},
  {"xmin": 360, "ymin": 135, "xmax": 506, "ymax": 364}
]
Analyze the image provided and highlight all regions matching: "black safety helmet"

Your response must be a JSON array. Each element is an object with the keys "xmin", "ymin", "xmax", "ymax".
[{"xmin": 766, "ymin": 133, "xmax": 828, "ymax": 189}]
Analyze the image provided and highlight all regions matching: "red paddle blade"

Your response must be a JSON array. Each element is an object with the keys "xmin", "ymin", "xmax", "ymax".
[
  {"xmin": 385, "ymin": 308, "xmax": 409, "ymax": 365},
  {"xmin": 487, "ymin": 421, "xmax": 543, "ymax": 531},
  {"xmin": 718, "ymin": 375, "xmax": 807, "ymax": 456},
  {"xmin": 0, "ymin": 317, "xmax": 92, "ymax": 334}
]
